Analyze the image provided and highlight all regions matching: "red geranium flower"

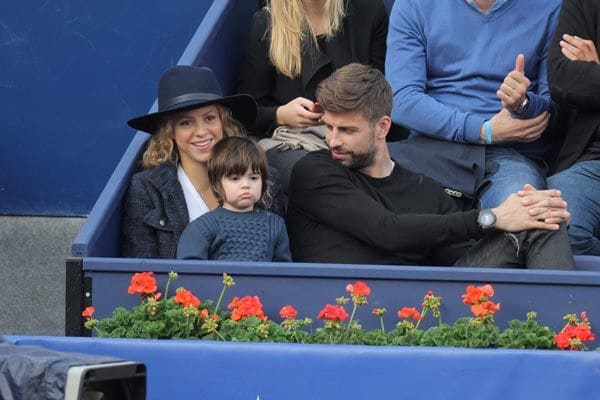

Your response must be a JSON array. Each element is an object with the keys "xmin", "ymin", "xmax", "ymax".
[
  {"xmin": 554, "ymin": 311, "xmax": 595, "ymax": 350},
  {"xmin": 127, "ymin": 272, "xmax": 157, "ymax": 295},
  {"xmin": 228, "ymin": 296, "xmax": 267, "ymax": 321},
  {"xmin": 199, "ymin": 309, "xmax": 218, "ymax": 321},
  {"xmin": 461, "ymin": 284, "xmax": 494, "ymax": 305},
  {"xmin": 470, "ymin": 300, "xmax": 500, "ymax": 317},
  {"xmin": 346, "ymin": 281, "xmax": 371, "ymax": 297},
  {"xmin": 279, "ymin": 305, "xmax": 298, "ymax": 320},
  {"xmin": 461, "ymin": 286, "xmax": 480, "ymax": 305},
  {"xmin": 554, "ymin": 331, "xmax": 572, "ymax": 349},
  {"xmin": 173, "ymin": 288, "xmax": 200, "ymax": 309},
  {"xmin": 479, "ymin": 284, "xmax": 494, "ymax": 297},
  {"xmin": 317, "ymin": 304, "xmax": 349, "ymax": 322},
  {"xmin": 573, "ymin": 325, "xmax": 595, "ymax": 342},
  {"xmin": 81, "ymin": 306, "xmax": 95, "ymax": 318},
  {"xmin": 461, "ymin": 284, "xmax": 499, "ymax": 318},
  {"xmin": 397, "ymin": 307, "xmax": 422, "ymax": 321}
]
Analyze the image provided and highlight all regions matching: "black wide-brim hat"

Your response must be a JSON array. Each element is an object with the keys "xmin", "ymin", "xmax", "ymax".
[{"xmin": 127, "ymin": 65, "xmax": 257, "ymax": 134}]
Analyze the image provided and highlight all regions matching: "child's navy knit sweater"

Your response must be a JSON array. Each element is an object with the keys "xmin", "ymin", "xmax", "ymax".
[{"xmin": 176, "ymin": 207, "xmax": 291, "ymax": 261}]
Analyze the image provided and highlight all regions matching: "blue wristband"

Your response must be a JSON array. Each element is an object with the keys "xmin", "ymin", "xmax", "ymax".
[{"xmin": 484, "ymin": 120, "xmax": 493, "ymax": 144}]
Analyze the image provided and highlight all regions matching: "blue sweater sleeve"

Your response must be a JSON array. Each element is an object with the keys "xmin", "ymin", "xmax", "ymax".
[
  {"xmin": 518, "ymin": 5, "xmax": 560, "ymax": 120},
  {"xmin": 385, "ymin": 0, "xmax": 485, "ymax": 144},
  {"xmin": 272, "ymin": 216, "xmax": 292, "ymax": 262},
  {"xmin": 176, "ymin": 218, "xmax": 213, "ymax": 260}
]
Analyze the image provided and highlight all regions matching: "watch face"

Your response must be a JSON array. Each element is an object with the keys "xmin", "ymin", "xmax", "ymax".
[
  {"xmin": 516, "ymin": 97, "xmax": 529, "ymax": 116},
  {"xmin": 478, "ymin": 210, "xmax": 496, "ymax": 229}
]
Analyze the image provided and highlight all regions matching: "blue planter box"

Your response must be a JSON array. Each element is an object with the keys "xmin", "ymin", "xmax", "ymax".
[
  {"xmin": 9, "ymin": 336, "xmax": 600, "ymax": 400},
  {"xmin": 70, "ymin": 258, "xmax": 600, "ymax": 349}
]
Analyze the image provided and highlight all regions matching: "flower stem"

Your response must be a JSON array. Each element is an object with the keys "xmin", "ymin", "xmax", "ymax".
[
  {"xmin": 213, "ymin": 330, "xmax": 226, "ymax": 341},
  {"xmin": 345, "ymin": 304, "xmax": 358, "ymax": 341},
  {"xmin": 164, "ymin": 276, "xmax": 173, "ymax": 301},
  {"xmin": 214, "ymin": 284, "xmax": 228, "ymax": 314},
  {"xmin": 485, "ymin": 317, "xmax": 497, "ymax": 335},
  {"xmin": 466, "ymin": 320, "xmax": 471, "ymax": 348},
  {"xmin": 415, "ymin": 308, "xmax": 428, "ymax": 330},
  {"xmin": 379, "ymin": 316, "xmax": 385, "ymax": 333}
]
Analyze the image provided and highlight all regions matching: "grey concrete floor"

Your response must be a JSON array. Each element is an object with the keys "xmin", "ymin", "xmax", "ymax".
[{"xmin": 0, "ymin": 216, "xmax": 85, "ymax": 336}]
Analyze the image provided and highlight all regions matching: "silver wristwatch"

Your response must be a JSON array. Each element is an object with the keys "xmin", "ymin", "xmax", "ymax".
[
  {"xmin": 514, "ymin": 95, "xmax": 530, "ymax": 116},
  {"xmin": 477, "ymin": 209, "xmax": 497, "ymax": 233}
]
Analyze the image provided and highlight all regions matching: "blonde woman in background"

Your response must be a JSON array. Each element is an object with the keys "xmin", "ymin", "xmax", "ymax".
[{"xmin": 238, "ymin": 0, "xmax": 388, "ymax": 191}]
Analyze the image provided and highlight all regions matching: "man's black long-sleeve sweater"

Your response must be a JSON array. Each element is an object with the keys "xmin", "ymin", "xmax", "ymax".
[{"xmin": 287, "ymin": 150, "xmax": 483, "ymax": 265}]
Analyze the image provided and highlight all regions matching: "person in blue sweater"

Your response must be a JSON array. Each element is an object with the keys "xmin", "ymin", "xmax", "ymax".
[
  {"xmin": 385, "ymin": 0, "xmax": 560, "ymax": 209},
  {"xmin": 177, "ymin": 136, "xmax": 292, "ymax": 261}
]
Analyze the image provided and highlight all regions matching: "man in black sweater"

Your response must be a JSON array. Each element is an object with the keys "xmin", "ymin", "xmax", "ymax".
[
  {"xmin": 287, "ymin": 63, "xmax": 574, "ymax": 268},
  {"xmin": 547, "ymin": 0, "xmax": 600, "ymax": 256}
]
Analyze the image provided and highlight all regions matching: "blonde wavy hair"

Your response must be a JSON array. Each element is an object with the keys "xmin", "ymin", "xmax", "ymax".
[
  {"xmin": 267, "ymin": 0, "xmax": 346, "ymax": 78},
  {"xmin": 141, "ymin": 104, "xmax": 245, "ymax": 169}
]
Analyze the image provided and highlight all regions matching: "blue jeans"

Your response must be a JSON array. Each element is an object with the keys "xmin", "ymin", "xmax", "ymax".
[
  {"xmin": 477, "ymin": 147, "xmax": 546, "ymax": 209},
  {"xmin": 547, "ymin": 160, "xmax": 600, "ymax": 256}
]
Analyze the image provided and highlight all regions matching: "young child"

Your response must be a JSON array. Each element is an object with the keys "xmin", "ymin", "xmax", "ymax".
[{"xmin": 176, "ymin": 137, "xmax": 292, "ymax": 261}]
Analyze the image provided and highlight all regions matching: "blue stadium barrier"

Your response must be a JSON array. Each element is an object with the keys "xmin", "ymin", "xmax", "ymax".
[
  {"xmin": 9, "ymin": 336, "xmax": 600, "ymax": 400},
  {"xmin": 66, "ymin": 0, "xmax": 600, "ymax": 343}
]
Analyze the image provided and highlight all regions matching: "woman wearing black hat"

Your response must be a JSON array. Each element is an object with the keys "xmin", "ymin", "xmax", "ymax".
[{"xmin": 123, "ymin": 65, "xmax": 281, "ymax": 258}]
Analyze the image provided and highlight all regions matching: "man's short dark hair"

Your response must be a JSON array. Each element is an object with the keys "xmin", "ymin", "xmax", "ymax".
[{"xmin": 315, "ymin": 63, "xmax": 392, "ymax": 123}]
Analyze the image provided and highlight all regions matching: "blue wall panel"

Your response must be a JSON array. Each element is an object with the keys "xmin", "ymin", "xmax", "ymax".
[
  {"xmin": 0, "ymin": 0, "xmax": 213, "ymax": 216},
  {"xmin": 10, "ymin": 336, "xmax": 600, "ymax": 400}
]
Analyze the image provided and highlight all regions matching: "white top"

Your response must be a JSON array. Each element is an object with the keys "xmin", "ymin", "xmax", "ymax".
[{"xmin": 177, "ymin": 164, "xmax": 210, "ymax": 222}]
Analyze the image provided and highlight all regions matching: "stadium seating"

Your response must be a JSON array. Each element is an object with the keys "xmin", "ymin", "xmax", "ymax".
[
  {"xmin": 67, "ymin": 0, "xmax": 600, "ymax": 335},
  {"xmin": 56, "ymin": 2, "xmax": 600, "ymax": 399}
]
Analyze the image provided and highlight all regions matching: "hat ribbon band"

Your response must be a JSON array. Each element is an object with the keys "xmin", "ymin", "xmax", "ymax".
[{"xmin": 161, "ymin": 92, "xmax": 221, "ymax": 111}]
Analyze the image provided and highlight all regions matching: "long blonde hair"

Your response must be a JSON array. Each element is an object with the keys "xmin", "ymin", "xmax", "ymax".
[
  {"xmin": 267, "ymin": 0, "xmax": 346, "ymax": 78},
  {"xmin": 141, "ymin": 105, "xmax": 244, "ymax": 169}
]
